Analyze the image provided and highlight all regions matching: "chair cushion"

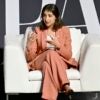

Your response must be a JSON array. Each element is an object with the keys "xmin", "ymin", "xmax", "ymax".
[
  {"xmin": 70, "ymin": 28, "xmax": 82, "ymax": 62},
  {"xmin": 23, "ymin": 27, "xmax": 33, "ymax": 52},
  {"xmin": 28, "ymin": 68, "xmax": 80, "ymax": 81}
]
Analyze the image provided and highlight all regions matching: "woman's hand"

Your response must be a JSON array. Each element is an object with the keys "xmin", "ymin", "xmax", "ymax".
[
  {"xmin": 26, "ymin": 32, "xmax": 37, "ymax": 51},
  {"xmin": 46, "ymin": 35, "xmax": 60, "ymax": 49},
  {"xmin": 28, "ymin": 32, "xmax": 37, "ymax": 42}
]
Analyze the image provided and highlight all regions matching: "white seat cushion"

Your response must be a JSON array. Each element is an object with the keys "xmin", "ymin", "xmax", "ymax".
[
  {"xmin": 23, "ymin": 27, "xmax": 33, "ymax": 52},
  {"xmin": 70, "ymin": 28, "xmax": 82, "ymax": 62},
  {"xmin": 28, "ymin": 68, "xmax": 80, "ymax": 81},
  {"xmin": 66, "ymin": 68, "xmax": 80, "ymax": 80}
]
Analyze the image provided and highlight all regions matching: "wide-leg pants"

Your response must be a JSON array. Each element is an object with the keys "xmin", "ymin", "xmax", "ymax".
[{"xmin": 31, "ymin": 50, "xmax": 69, "ymax": 100}]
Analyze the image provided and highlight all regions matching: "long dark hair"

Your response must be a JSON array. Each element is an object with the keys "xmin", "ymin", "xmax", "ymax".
[{"xmin": 39, "ymin": 4, "xmax": 64, "ymax": 31}]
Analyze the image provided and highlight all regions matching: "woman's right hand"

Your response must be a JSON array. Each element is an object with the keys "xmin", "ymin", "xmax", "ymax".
[
  {"xmin": 26, "ymin": 32, "xmax": 37, "ymax": 52},
  {"xmin": 28, "ymin": 32, "xmax": 37, "ymax": 42}
]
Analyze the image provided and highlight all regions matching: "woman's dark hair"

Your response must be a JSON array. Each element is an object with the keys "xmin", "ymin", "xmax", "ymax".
[{"xmin": 39, "ymin": 4, "xmax": 64, "ymax": 31}]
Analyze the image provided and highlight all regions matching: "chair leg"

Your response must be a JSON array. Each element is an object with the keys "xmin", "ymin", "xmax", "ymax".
[
  {"xmin": 6, "ymin": 94, "xmax": 9, "ymax": 100},
  {"xmin": 6, "ymin": 93, "xmax": 19, "ymax": 100},
  {"xmin": 69, "ymin": 94, "xmax": 72, "ymax": 100}
]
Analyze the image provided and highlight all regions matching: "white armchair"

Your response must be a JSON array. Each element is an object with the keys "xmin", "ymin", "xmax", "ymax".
[{"xmin": 4, "ymin": 27, "xmax": 100, "ymax": 96}]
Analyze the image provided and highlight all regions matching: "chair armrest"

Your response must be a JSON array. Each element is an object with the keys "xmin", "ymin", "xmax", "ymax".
[
  {"xmin": 4, "ymin": 43, "xmax": 30, "ymax": 93},
  {"xmin": 79, "ymin": 34, "xmax": 100, "ymax": 91}
]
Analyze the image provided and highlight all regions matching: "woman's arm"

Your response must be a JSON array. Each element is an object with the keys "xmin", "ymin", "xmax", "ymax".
[{"xmin": 25, "ymin": 30, "xmax": 38, "ymax": 62}]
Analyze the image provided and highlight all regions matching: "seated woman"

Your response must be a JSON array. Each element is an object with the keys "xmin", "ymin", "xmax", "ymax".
[{"xmin": 25, "ymin": 4, "xmax": 78, "ymax": 100}]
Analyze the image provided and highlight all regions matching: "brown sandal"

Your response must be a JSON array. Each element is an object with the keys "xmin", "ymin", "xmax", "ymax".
[{"xmin": 62, "ymin": 83, "xmax": 74, "ymax": 95}]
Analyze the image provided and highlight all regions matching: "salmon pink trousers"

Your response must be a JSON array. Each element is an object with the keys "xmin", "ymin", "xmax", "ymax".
[{"xmin": 31, "ymin": 50, "xmax": 69, "ymax": 100}]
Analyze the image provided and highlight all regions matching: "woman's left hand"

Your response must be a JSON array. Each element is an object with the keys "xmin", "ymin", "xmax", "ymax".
[{"xmin": 46, "ymin": 36, "xmax": 60, "ymax": 49}]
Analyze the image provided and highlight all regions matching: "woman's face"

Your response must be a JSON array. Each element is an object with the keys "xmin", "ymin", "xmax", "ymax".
[{"xmin": 42, "ymin": 10, "xmax": 56, "ymax": 29}]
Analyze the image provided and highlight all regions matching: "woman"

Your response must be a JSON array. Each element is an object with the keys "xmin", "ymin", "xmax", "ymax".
[{"xmin": 25, "ymin": 4, "xmax": 78, "ymax": 100}]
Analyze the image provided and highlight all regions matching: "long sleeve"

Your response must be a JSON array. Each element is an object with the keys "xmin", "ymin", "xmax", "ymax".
[
  {"xmin": 56, "ymin": 26, "xmax": 72, "ymax": 60},
  {"xmin": 25, "ymin": 32, "xmax": 38, "ymax": 62}
]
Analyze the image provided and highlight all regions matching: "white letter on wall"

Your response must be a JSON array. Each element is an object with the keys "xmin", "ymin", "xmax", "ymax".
[
  {"xmin": 79, "ymin": 0, "xmax": 100, "ymax": 34},
  {"xmin": 6, "ymin": 0, "xmax": 19, "ymax": 35}
]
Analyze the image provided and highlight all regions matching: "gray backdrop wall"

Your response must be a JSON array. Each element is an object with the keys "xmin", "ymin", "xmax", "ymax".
[{"xmin": 0, "ymin": 0, "xmax": 5, "ymax": 48}]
